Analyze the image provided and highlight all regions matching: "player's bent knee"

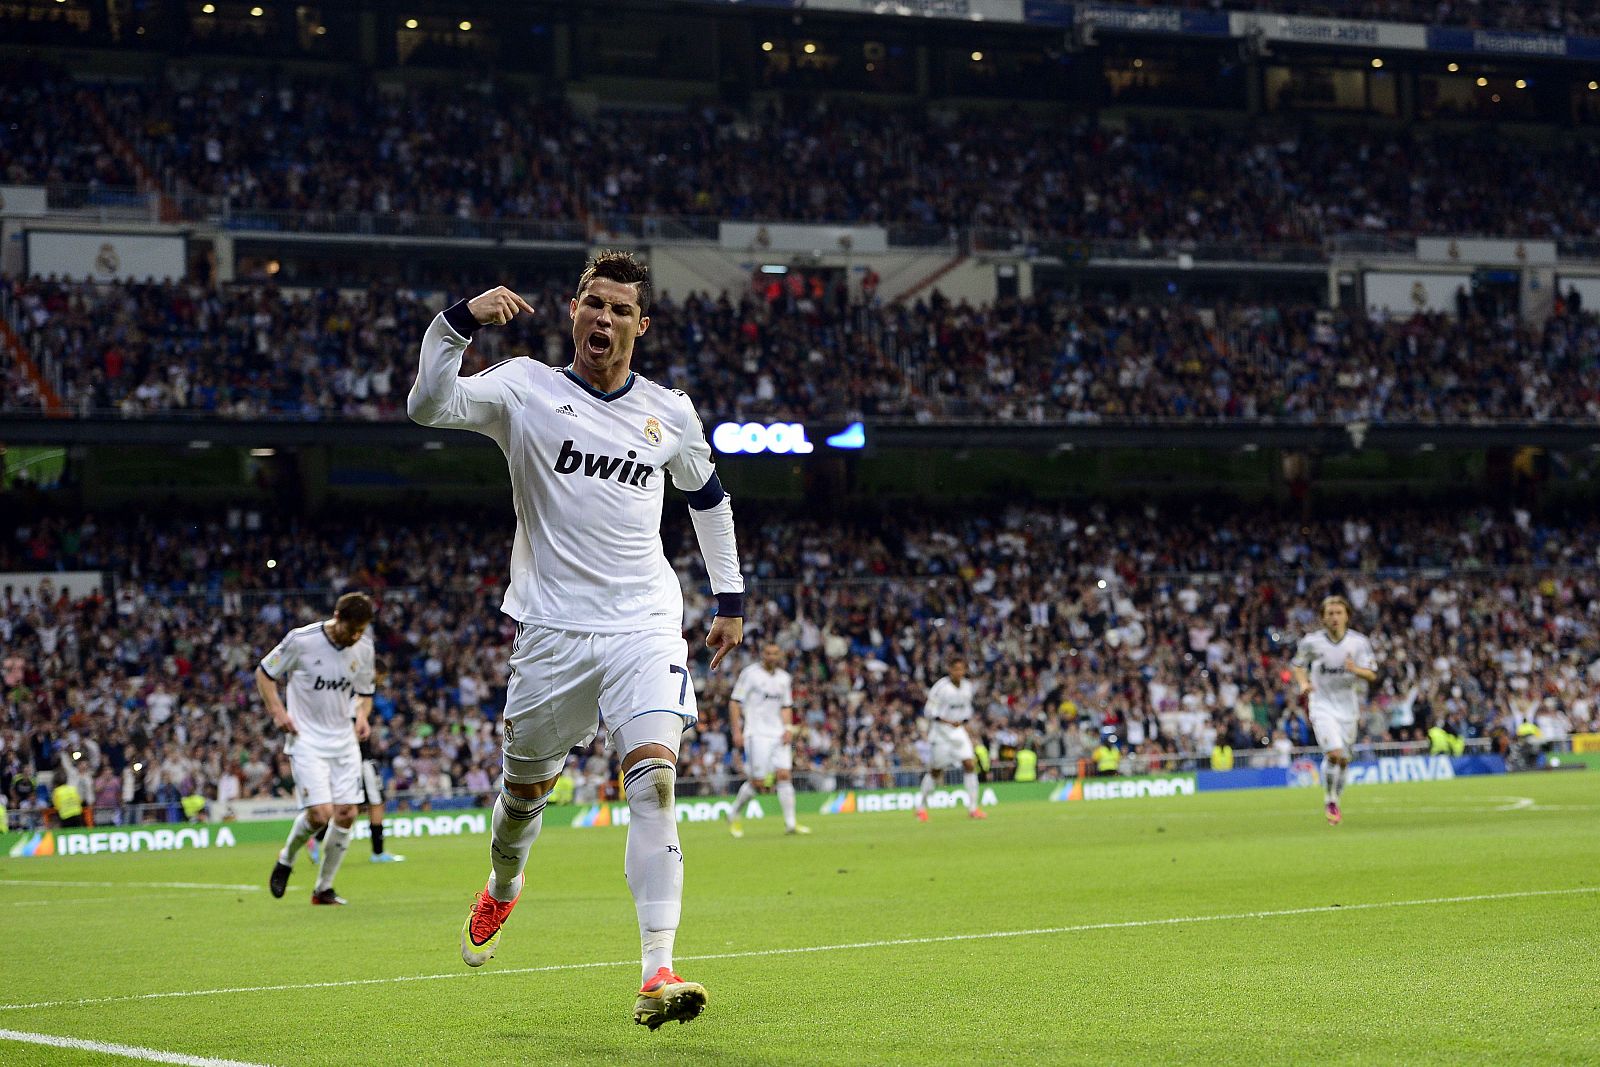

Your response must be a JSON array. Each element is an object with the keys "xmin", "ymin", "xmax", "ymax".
[
  {"xmin": 620, "ymin": 742, "xmax": 678, "ymax": 775},
  {"xmin": 307, "ymin": 804, "xmax": 333, "ymax": 826},
  {"xmin": 333, "ymin": 805, "xmax": 357, "ymax": 826},
  {"xmin": 622, "ymin": 756, "xmax": 677, "ymax": 813}
]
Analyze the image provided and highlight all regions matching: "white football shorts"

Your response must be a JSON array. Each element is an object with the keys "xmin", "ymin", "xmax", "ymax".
[
  {"xmin": 928, "ymin": 720, "xmax": 975, "ymax": 770},
  {"xmin": 289, "ymin": 742, "xmax": 362, "ymax": 808},
  {"xmin": 501, "ymin": 623, "xmax": 697, "ymax": 784},
  {"xmin": 744, "ymin": 732, "xmax": 793, "ymax": 780},
  {"xmin": 1311, "ymin": 712, "xmax": 1358, "ymax": 755}
]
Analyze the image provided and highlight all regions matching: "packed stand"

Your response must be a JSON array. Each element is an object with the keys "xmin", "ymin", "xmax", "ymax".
[
  {"xmin": 0, "ymin": 63, "xmax": 141, "ymax": 189},
  {"xmin": 2, "ymin": 502, "xmax": 1595, "ymax": 827},
  {"xmin": 7, "ymin": 274, "xmax": 1600, "ymax": 425},
  {"xmin": 9, "ymin": 61, "xmax": 1600, "ymax": 244}
]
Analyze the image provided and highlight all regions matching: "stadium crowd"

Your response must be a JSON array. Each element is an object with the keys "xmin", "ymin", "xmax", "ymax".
[
  {"xmin": 2, "ymin": 502, "xmax": 1595, "ymax": 826},
  {"xmin": 9, "ymin": 63, "xmax": 1600, "ymax": 245},
  {"xmin": 7, "ymin": 274, "xmax": 1600, "ymax": 425}
]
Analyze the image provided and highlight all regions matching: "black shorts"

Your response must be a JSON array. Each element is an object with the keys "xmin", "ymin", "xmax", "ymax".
[{"xmin": 359, "ymin": 760, "xmax": 385, "ymax": 807}]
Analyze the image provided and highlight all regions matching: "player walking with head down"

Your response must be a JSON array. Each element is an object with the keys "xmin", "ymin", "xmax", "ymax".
[
  {"xmin": 408, "ymin": 251, "xmax": 744, "ymax": 1030},
  {"xmin": 258, "ymin": 592, "xmax": 376, "ymax": 905},
  {"xmin": 1292, "ymin": 595, "xmax": 1379, "ymax": 826}
]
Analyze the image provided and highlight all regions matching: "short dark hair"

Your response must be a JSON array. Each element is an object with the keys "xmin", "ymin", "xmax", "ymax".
[
  {"xmin": 334, "ymin": 591, "xmax": 374, "ymax": 626},
  {"xmin": 577, "ymin": 249, "xmax": 651, "ymax": 314}
]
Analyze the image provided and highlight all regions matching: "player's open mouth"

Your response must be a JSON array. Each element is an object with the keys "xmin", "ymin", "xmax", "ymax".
[{"xmin": 586, "ymin": 331, "xmax": 611, "ymax": 355}]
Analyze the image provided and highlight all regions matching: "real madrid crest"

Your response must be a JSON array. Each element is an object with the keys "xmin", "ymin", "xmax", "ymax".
[{"xmin": 643, "ymin": 416, "xmax": 663, "ymax": 445}]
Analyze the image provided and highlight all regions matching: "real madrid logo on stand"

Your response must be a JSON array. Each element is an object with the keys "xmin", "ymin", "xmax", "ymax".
[{"xmin": 643, "ymin": 417, "xmax": 663, "ymax": 445}]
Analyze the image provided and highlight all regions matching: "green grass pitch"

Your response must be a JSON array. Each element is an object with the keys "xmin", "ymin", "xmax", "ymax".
[{"xmin": 2, "ymin": 773, "xmax": 1597, "ymax": 1065}]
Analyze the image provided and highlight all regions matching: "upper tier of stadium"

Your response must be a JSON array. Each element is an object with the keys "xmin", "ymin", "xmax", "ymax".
[{"xmin": 6, "ymin": 65, "xmax": 1600, "ymax": 244}]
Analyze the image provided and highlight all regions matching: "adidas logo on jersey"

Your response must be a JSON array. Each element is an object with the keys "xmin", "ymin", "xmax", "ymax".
[
  {"xmin": 553, "ymin": 439, "xmax": 655, "ymax": 487},
  {"xmin": 555, "ymin": 404, "xmax": 578, "ymax": 418}
]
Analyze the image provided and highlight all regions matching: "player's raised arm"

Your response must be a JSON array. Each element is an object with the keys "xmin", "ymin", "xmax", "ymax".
[
  {"xmin": 407, "ymin": 286, "xmax": 535, "ymax": 436},
  {"xmin": 665, "ymin": 401, "xmax": 745, "ymax": 670}
]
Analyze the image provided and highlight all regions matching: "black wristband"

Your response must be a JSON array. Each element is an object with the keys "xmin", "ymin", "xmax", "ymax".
[
  {"xmin": 443, "ymin": 299, "xmax": 481, "ymax": 339},
  {"xmin": 714, "ymin": 592, "xmax": 745, "ymax": 619}
]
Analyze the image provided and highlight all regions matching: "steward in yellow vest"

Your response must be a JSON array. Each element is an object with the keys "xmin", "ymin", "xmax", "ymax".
[
  {"xmin": 1014, "ymin": 747, "xmax": 1037, "ymax": 783},
  {"xmin": 52, "ymin": 781, "xmax": 85, "ymax": 827}
]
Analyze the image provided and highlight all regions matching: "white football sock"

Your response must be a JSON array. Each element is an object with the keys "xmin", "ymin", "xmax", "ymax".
[
  {"xmin": 963, "ymin": 772, "xmax": 980, "ymax": 811},
  {"xmin": 916, "ymin": 772, "xmax": 936, "ymax": 809},
  {"xmin": 776, "ymin": 779, "xmax": 797, "ymax": 831},
  {"xmin": 624, "ymin": 758, "xmax": 682, "ymax": 983},
  {"xmin": 730, "ymin": 780, "xmax": 757, "ymax": 820},
  {"xmin": 1322, "ymin": 759, "xmax": 1340, "ymax": 804},
  {"xmin": 278, "ymin": 810, "xmax": 316, "ymax": 866},
  {"xmin": 314, "ymin": 822, "xmax": 352, "ymax": 893},
  {"xmin": 1330, "ymin": 761, "xmax": 1347, "ymax": 802},
  {"xmin": 487, "ymin": 790, "xmax": 546, "ymax": 902}
]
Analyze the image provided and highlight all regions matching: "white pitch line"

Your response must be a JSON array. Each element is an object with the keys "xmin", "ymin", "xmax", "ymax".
[
  {"xmin": 0, "ymin": 886, "xmax": 1592, "ymax": 1014},
  {"xmin": 0, "ymin": 879, "xmax": 262, "ymax": 892},
  {"xmin": 3, "ymin": 890, "xmax": 282, "ymax": 909},
  {"xmin": 0, "ymin": 1028, "xmax": 269, "ymax": 1066}
]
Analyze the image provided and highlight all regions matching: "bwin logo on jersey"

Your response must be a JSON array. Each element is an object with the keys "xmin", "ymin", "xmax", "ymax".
[
  {"xmin": 312, "ymin": 676, "xmax": 352, "ymax": 693},
  {"xmin": 553, "ymin": 440, "xmax": 654, "ymax": 487}
]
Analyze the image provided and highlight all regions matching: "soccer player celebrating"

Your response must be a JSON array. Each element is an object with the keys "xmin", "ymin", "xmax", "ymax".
[
  {"xmin": 408, "ymin": 251, "xmax": 744, "ymax": 1030},
  {"xmin": 1292, "ymin": 594, "xmax": 1378, "ymax": 826},
  {"xmin": 915, "ymin": 655, "xmax": 986, "ymax": 821},
  {"xmin": 257, "ymin": 592, "xmax": 376, "ymax": 905},
  {"xmin": 725, "ymin": 641, "xmax": 810, "ymax": 837}
]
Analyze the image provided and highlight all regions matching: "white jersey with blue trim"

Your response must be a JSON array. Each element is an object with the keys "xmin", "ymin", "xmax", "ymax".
[
  {"xmin": 1292, "ymin": 629, "xmax": 1376, "ymax": 724},
  {"xmin": 409, "ymin": 308, "xmax": 742, "ymax": 634},
  {"xmin": 258, "ymin": 621, "xmax": 374, "ymax": 756}
]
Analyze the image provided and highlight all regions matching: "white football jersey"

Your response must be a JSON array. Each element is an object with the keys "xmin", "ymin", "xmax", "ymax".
[
  {"xmin": 732, "ymin": 663, "xmax": 793, "ymax": 737},
  {"xmin": 1293, "ymin": 629, "xmax": 1376, "ymax": 723},
  {"xmin": 259, "ymin": 622, "xmax": 374, "ymax": 756},
  {"xmin": 924, "ymin": 676, "xmax": 976, "ymax": 725},
  {"xmin": 410, "ymin": 312, "xmax": 739, "ymax": 633}
]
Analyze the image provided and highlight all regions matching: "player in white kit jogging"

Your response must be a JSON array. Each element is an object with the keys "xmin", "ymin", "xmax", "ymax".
[
  {"xmin": 725, "ymin": 641, "xmax": 810, "ymax": 837},
  {"xmin": 408, "ymin": 251, "xmax": 744, "ymax": 1030},
  {"xmin": 257, "ymin": 592, "xmax": 375, "ymax": 905},
  {"xmin": 1292, "ymin": 595, "xmax": 1378, "ymax": 826},
  {"xmin": 915, "ymin": 655, "xmax": 987, "ymax": 821}
]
